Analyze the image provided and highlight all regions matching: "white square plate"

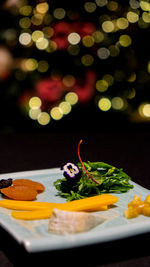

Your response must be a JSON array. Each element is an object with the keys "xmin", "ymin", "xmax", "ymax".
[{"xmin": 0, "ymin": 168, "xmax": 150, "ymax": 253}]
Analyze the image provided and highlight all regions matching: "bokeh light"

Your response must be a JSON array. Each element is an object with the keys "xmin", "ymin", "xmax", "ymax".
[
  {"xmin": 32, "ymin": 31, "xmax": 44, "ymax": 42},
  {"xmin": 102, "ymin": 21, "xmax": 115, "ymax": 32},
  {"xmin": 50, "ymin": 107, "xmax": 63, "ymax": 120},
  {"xmin": 36, "ymin": 3, "xmax": 49, "ymax": 14},
  {"xmin": 68, "ymin": 33, "xmax": 81, "ymax": 45},
  {"xmin": 84, "ymin": 2, "xmax": 97, "ymax": 12},
  {"xmin": 29, "ymin": 108, "xmax": 41, "ymax": 120},
  {"xmin": 53, "ymin": 8, "xmax": 66, "ymax": 19},
  {"xmin": 96, "ymin": 79, "xmax": 108, "ymax": 92},
  {"xmin": 82, "ymin": 35, "xmax": 95, "ymax": 47},
  {"xmin": 19, "ymin": 32, "xmax": 32, "ymax": 46},
  {"xmin": 97, "ymin": 47, "xmax": 110, "ymax": 59},
  {"xmin": 59, "ymin": 101, "xmax": 71, "ymax": 115},
  {"xmin": 37, "ymin": 61, "xmax": 49, "ymax": 73},
  {"xmin": 112, "ymin": 97, "xmax": 124, "ymax": 110},
  {"xmin": 37, "ymin": 112, "xmax": 50, "ymax": 125},
  {"xmin": 138, "ymin": 103, "xmax": 150, "ymax": 118},
  {"xmin": 3, "ymin": 0, "xmax": 150, "ymax": 129},
  {"xmin": 29, "ymin": 97, "xmax": 42, "ymax": 109},
  {"xmin": 36, "ymin": 37, "xmax": 49, "ymax": 50},
  {"xmin": 65, "ymin": 92, "xmax": 78, "ymax": 105},
  {"xmin": 119, "ymin": 35, "xmax": 132, "ymax": 47},
  {"xmin": 98, "ymin": 97, "xmax": 111, "ymax": 111},
  {"xmin": 92, "ymin": 31, "xmax": 104, "ymax": 43},
  {"xmin": 81, "ymin": 54, "xmax": 94, "ymax": 66}
]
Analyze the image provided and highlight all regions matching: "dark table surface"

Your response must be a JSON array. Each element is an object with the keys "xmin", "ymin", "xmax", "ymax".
[{"xmin": 0, "ymin": 127, "xmax": 150, "ymax": 267}]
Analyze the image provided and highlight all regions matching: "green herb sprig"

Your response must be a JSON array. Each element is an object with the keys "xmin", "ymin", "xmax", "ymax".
[{"xmin": 54, "ymin": 140, "xmax": 133, "ymax": 201}]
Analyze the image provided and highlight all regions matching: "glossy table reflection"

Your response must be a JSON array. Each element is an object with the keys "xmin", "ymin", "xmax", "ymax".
[{"xmin": 0, "ymin": 128, "xmax": 150, "ymax": 267}]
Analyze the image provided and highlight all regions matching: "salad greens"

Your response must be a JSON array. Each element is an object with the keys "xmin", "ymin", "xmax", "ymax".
[
  {"xmin": 54, "ymin": 161, "xmax": 133, "ymax": 201},
  {"xmin": 54, "ymin": 140, "xmax": 134, "ymax": 201}
]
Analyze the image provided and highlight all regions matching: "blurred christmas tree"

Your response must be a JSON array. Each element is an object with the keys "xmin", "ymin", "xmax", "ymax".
[{"xmin": 0, "ymin": 0, "xmax": 150, "ymax": 132}]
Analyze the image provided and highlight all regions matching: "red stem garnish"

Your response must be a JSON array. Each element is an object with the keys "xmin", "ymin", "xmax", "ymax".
[{"xmin": 77, "ymin": 140, "xmax": 99, "ymax": 184}]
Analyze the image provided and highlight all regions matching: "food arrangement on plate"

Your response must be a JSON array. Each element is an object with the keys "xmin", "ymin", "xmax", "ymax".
[{"xmin": 0, "ymin": 140, "xmax": 150, "ymax": 235}]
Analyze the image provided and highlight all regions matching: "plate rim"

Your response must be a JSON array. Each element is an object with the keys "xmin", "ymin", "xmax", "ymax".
[{"xmin": 0, "ymin": 168, "xmax": 150, "ymax": 253}]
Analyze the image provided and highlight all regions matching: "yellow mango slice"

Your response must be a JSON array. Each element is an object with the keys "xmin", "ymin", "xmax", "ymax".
[
  {"xmin": 11, "ymin": 205, "xmax": 108, "ymax": 220},
  {"xmin": 0, "ymin": 199, "xmax": 62, "ymax": 210},
  {"xmin": 10, "ymin": 194, "xmax": 118, "ymax": 220}
]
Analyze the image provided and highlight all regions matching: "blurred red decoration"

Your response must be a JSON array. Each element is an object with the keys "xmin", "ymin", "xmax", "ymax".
[
  {"xmin": 19, "ymin": 70, "xmax": 97, "ymax": 111},
  {"xmin": 52, "ymin": 21, "xmax": 96, "ymax": 50},
  {"xmin": 36, "ymin": 77, "xmax": 65, "ymax": 109},
  {"xmin": 73, "ymin": 71, "xmax": 97, "ymax": 103}
]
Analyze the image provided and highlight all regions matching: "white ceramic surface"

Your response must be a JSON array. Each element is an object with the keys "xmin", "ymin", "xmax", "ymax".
[{"xmin": 0, "ymin": 168, "xmax": 150, "ymax": 253}]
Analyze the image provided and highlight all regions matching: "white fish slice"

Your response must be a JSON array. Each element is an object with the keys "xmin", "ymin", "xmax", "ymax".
[{"xmin": 48, "ymin": 208, "xmax": 106, "ymax": 235}]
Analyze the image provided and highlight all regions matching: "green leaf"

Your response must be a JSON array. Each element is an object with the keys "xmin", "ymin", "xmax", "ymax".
[{"xmin": 54, "ymin": 161, "xmax": 133, "ymax": 200}]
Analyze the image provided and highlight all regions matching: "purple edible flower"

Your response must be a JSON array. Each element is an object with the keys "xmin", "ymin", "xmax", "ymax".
[{"xmin": 61, "ymin": 163, "xmax": 81, "ymax": 179}]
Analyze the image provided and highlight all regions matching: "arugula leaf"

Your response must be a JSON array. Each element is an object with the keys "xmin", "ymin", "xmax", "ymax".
[{"xmin": 54, "ymin": 161, "xmax": 134, "ymax": 201}]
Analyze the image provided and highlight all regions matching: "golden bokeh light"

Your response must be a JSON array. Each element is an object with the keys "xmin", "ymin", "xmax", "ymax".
[
  {"xmin": 24, "ymin": 58, "xmax": 38, "ymax": 71},
  {"xmin": 36, "ymin": 3, "xmax": 49, "ymax": 14},
  {"xmin": 96, "ymin": 0, "xmax": 108, "ymax": 7},
  {"xmin": 19, "ymin": 5, "xmax": 32, "ymax": 16},
  {"xmin": 142, "ymin": 12, "xmax": 150, "ymax": 23},
  {"xmin": 59, "ymin": 101, "xmax": 71, "ymax": 115},
  {"xmin": 112, "ymin": 97, "xmax": 124, "ymax": 110},
  {"xmin": 53, "ymin": 8, "xmax": 66, "ymax": 19},
  {"xmin": 29, "ymin": 108, "xmax": 41, "ymax": 120},
  {"xmin": 107, "ymin": 1, "xmax": 118, "ymax": 11},
  {"xmin": 84, "ymin": 2, "xmax": 97, "ymax": 12},
  {"xmin": 37, "ymin": 112, "xmax": 50, "ymax": 125},
  {"xmin": 50, "ymin": 107, "xmax": 63, "ymax": 120},
  {"xmin": 42, "ymin": 27, "xmax": 54, "ymax": 38},
  {"xmin": 138, "ymin": 103, "xmax": 150, "ymax": 118},
  {"xmin": 116, "ymin": 17, "xmax": 129, "ymax": 29},
  {"xmin": 140, "ymin": 1, "xmax": 150, "ymax": 11},
  {"xmin": 68, "ymin": 33, "xmax": 81, "ymax": 45},
  {"xmin": 37, "ymin": 60, "xmax": 49, "ymax": 73},
  {"xmin": 68, "ymin": 45, "xmax": 80, "ymax": 56},
  {"xmin": 46, "ymin": 41, "xmax": 57, "ymax": 53},
  {"xmin": 19, "ymin": 17, "xmax": 31, "ymax": 29},
  {"xmin": 65, "ymin": 92, "xmax": 78, "ymax": 105},
  {"xmin": 125, "ymin": 88, "xmax": 136, "ymax": 99},
  {"xmin": 82, "ymin": 35, "xmax": 95, "ymax": 47},
  {"xmin": 32, "ymin": 31, "xmax": 44, "ymax": 42},
  {"xmin": 127, "ymin": 73, "xmax": 136, "ymax": 82},
  {"xmin": 81, "ymin": 54, "xmax": 94, "ymax": 66},
  {"xmin": 119, "ymin": 35, "xmax": 132, "ymax": 47},
  {"xmin": 98, "ymin": 97, "xmax": 111, "ymax": 111},
  {"xmin": 102, "ymin": 74, "xmax": 114, "ymax": 86},
  {"xmin": 62, "ymin": 75, "xmax": 75, "ymax": 87},
  {"xmin": 147, "ymin": 61, "xmax": 150, "ymax": 73},
  {"xmin": 126, "ymin": 11, "xmax": 139, "ymax": 23},
  {"xmin": 36, "ymin": 37, "xmax": 49, "ymax": 50},
  {"xmin": 29, "ymin": 97, "xmax": 42, "ymax": 108},
  {"xmin": 102, "ymin": 20, "xmax": 115, "ymax": 32},
  {"xmin": 143, "ymin": 104, "xmax": 150, "ymax": 117},
  {"xmin": 96, "ymin": 79, "xmax": 108, "ymax": 92},
  {"xmin": 31, "ymin": 13, "xmax": 43, "ymax": 26},
  {"xmin": 92, "ymin": 31, "xmax": 104, "ymax": 43}
]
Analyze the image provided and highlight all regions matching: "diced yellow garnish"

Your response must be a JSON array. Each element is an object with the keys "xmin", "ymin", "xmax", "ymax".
[
  {"xmin": 144, "ymin": 195, "xmax": 150, "ymax": 205},
  {"xmin": 124, "ymin": 207, "xmax": 139, "ymax": 219}
]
